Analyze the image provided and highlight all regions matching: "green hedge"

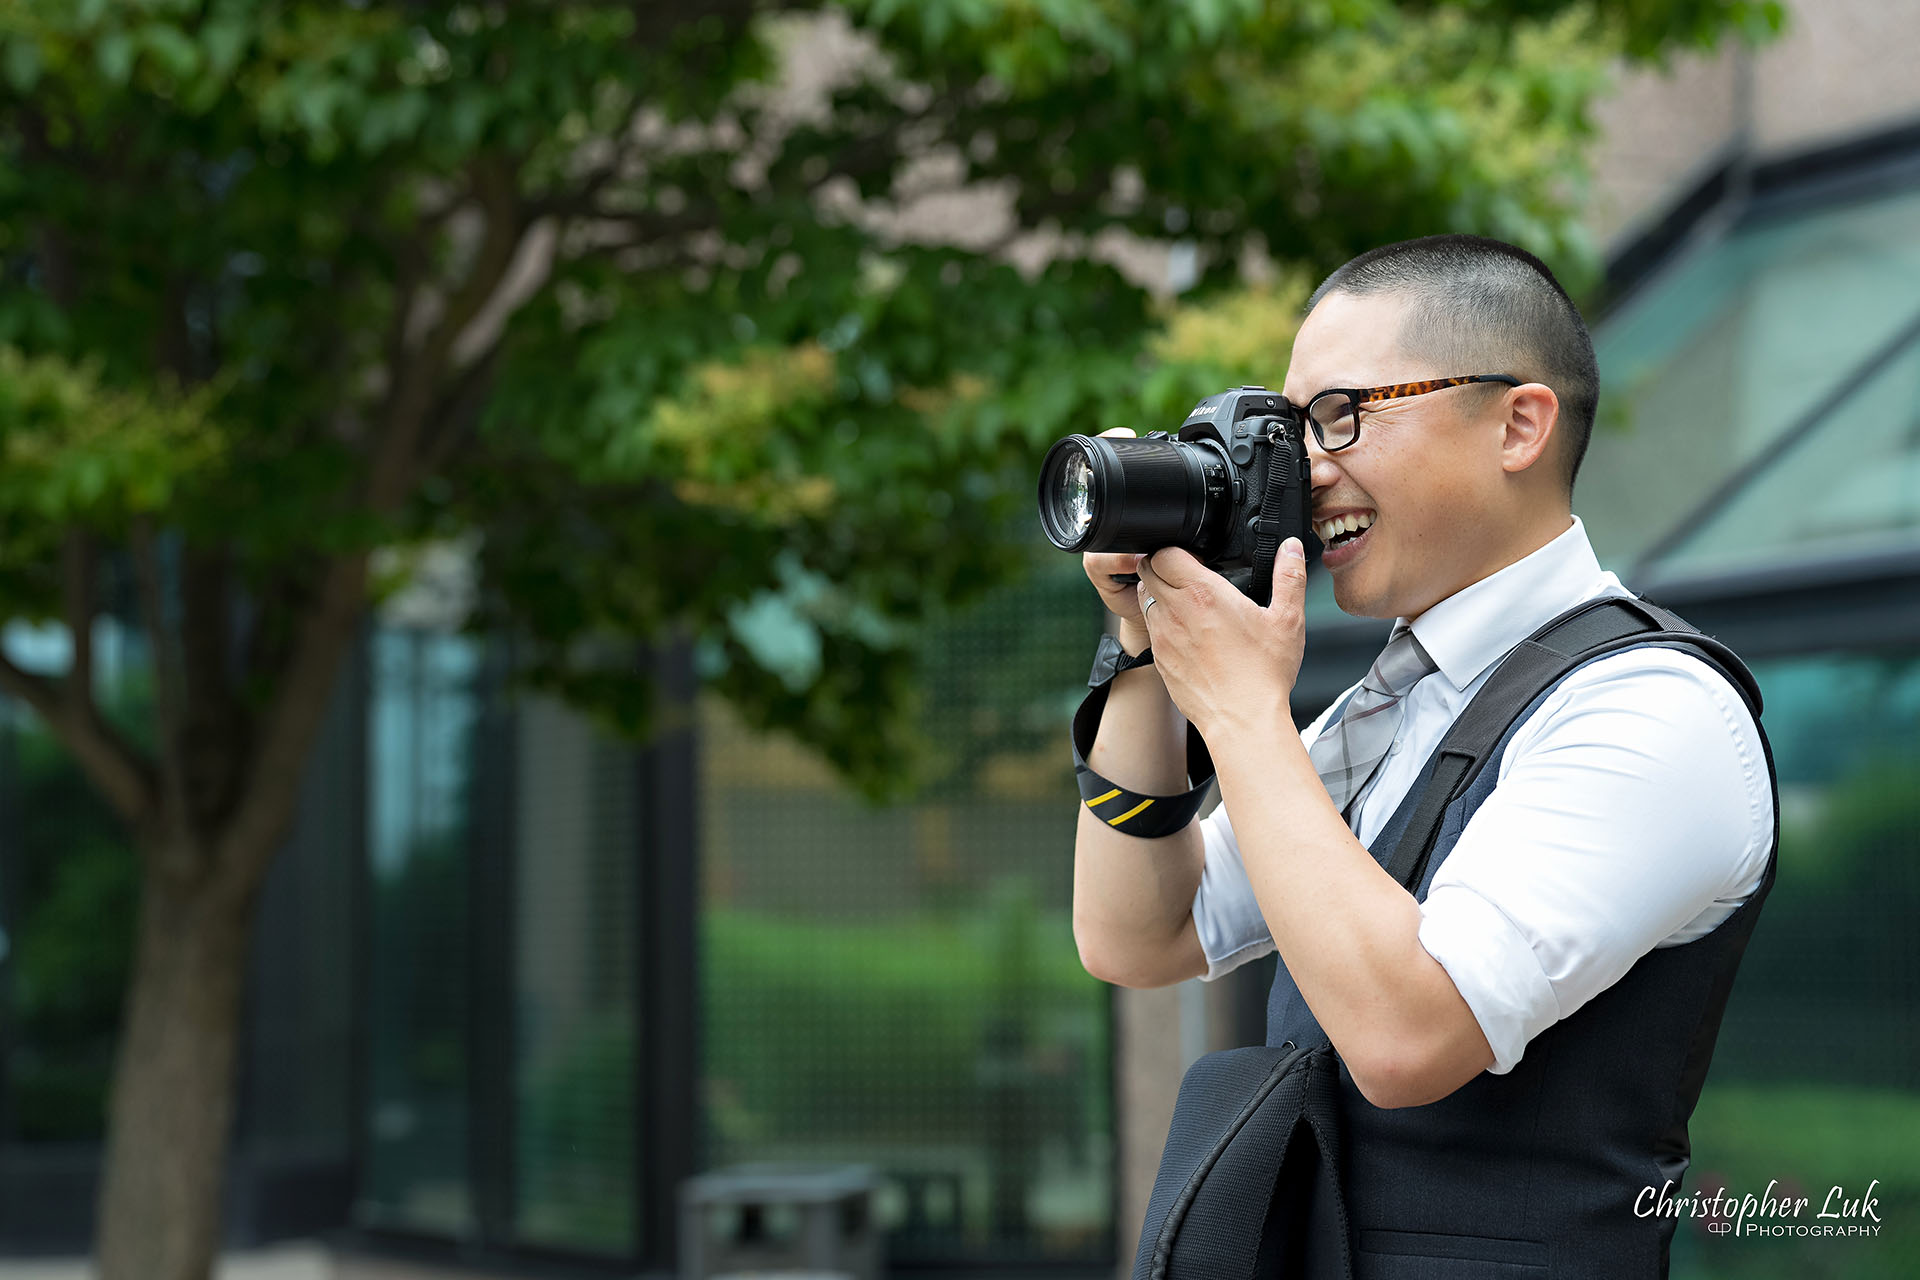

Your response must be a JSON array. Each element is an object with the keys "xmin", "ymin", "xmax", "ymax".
[
  {"xmin": 1673, "ymin": 1083, "xmax": 1920, "ymax": 1279},
  {"xmin": 700, "ymin": 893, "xmax": 1108, "ymax": 1155}
]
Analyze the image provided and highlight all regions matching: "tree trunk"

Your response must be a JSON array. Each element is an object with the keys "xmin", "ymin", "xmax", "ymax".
[{"xmin": 94, "ymin": 855, "xmax": 260, "ymax": 1280}]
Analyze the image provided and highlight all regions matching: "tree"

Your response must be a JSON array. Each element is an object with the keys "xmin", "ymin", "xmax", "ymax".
[{"xmin": 0, "ymin": 2, "xmax": 1779, "ymax": 1277}]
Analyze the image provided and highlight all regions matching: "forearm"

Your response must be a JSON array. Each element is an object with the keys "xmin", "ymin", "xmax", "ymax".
[
  {"xmin": 1211, "ymin": 719, "xmax": 1490, "ymax": 1104},
  {"xmin": 1071, "ymin": 620, "xmax": 1206, "ymax": 985}
]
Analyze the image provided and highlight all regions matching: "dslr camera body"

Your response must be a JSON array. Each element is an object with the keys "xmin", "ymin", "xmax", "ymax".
[{"xmin": 1036, "ymin": 386, "xmax": 1313, "ymax": 605}]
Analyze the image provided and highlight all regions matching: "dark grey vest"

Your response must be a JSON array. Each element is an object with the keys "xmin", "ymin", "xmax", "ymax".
[{"xmin": 1265, "ymin": 640, "xmax": 1779, "ymax": 1279}]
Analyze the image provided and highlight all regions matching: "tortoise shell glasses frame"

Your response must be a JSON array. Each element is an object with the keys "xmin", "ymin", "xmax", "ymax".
[{"xmin": 1302, "ymin": 374, "xmax": 1523, "ymax": 451}]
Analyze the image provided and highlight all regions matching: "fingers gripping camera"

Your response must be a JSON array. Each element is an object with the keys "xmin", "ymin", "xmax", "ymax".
[{"xmin": 1036, "ymin": 387, "xmax": 1314, "ymax": 607}]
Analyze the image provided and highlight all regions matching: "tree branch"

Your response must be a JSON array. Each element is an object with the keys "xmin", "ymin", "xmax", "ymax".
[
  {"xmin": 215, "ymin": 160, "xmax": 534, "ymax": 886},
  {"xmin": 178, "ymin": 544, "xmax": 247, "ymax": 841},
  {"xmin": 239, "ymin": 563, "xmax": 310, "ymax": 716},
  {"xmin": 372, "ymin": 152, "xmax": 528, "ymax": 511},
  {"xmin": 0, "ymin": 648, "xmax": 62, "ymax": 733},
  {"xmin": 0, "ymin": 641, "xmax": 157, "ymax": 834},
  {"xmin": 131, "ymin": 516, "xmax": 193, "ymax": 843},
  {"xmin": 523, "ymin": 154, "xmax": 628, "ymax": 222},
  {"xmin": 448, "ymin": 217, "xmax": 556, "ymax": 371},
  {"xmin": 215, "ymin": 552, "xmax": 367, "ymax": 890},
  {"xmin": 376, "ymin": 221, "xmax": 431, "ymax": 410},
  {"xmin": 415, "ymin": 344, "xmax": 503, "ymax": 483}
]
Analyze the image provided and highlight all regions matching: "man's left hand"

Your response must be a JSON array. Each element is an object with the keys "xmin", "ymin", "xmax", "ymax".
[{"xmin": 1134, "ymin": 537, "xmax": 1308, "ymax": 741}]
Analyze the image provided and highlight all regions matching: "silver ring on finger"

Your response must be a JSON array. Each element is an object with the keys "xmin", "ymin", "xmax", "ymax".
[{"xmin": 1143, "ymin": 594, "xmax": 1158, "ymax": 616}]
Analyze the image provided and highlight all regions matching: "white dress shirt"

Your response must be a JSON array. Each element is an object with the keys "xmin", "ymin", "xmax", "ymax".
[{"xmin": 1192, "ymin": 516, "xmax": 1774, "ymax": 1075}]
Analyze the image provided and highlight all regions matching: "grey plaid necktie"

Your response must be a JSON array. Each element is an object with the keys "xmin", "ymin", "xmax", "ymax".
[{"xmin": 1310, "ymin": 621, "xmax": 1438, "ymax": 819}]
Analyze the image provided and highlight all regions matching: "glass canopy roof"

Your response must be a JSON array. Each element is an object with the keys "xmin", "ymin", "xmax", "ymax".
[{"xmin": 1580, "ymin": 177, "xmax": 1920, "ymax": 583}]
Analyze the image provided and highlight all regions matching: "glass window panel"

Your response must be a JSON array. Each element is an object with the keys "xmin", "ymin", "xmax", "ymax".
[
  {"xmin": 242, "ymin": 646, "xmax": 359, "ymax": 1156},
  {"xmin": 511, "ymin": 694, "xmax": 638, "ymax": 1254},
  {"xmin": 361, "ymin": 629, "xmax": 482, "ymax": 1235},
  {"xmin": 1650, "ymin": 329, "xmax": 1920, "ymax": 577},
  {"xmin": 1673, "ymin": 647, "xmax": 1920, "ymax": 1278},
  {"xmin": 1581, "ymin": 183, "xmax": 1920, "ymax": 571},
  {"xmin": 698, "ymin": 556, "xmax": 1114, "ymax": 1267}
]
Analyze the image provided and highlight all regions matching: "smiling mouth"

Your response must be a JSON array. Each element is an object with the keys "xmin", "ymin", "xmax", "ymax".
[{"xmin": 1315, "ymin": 510, "xmax": 1376, "ymax": 549}]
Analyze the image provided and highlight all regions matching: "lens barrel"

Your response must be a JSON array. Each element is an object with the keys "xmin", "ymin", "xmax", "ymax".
[{"xmin": 1036, "ymin": 433, "xmax": 1230, "ymax": 555}]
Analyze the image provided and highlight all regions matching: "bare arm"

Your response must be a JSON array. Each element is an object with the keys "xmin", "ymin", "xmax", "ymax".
[
  {"xmin": 1069, "ymin": 552, "xmax": 1209, "ymax": 988},
  {"xmin": 1133, "ymin": 544, "xmax": 1493, "ymax": 1108}
]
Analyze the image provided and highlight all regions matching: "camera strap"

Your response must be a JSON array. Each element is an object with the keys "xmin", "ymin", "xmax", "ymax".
[
  {"xmin": 1247, "ymin": 434, "xmax": 1289, "ymax": 609},
  {"xmin": 1072, "ymin": 632, "xmax": 1218, "ymax": 839}
]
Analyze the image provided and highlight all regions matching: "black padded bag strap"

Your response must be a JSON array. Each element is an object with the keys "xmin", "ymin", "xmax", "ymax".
[{"xmin": 1377, "ymin": 594, "xmax": 1764, "ymax": 891}]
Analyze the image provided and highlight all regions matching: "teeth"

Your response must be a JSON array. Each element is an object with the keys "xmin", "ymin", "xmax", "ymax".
[{"xmin": 1314, "ymin": 511, "xmax": 1376, "ymax": 543}]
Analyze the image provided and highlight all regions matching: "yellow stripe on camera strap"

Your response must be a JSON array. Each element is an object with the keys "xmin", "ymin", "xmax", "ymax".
[{"xmin": 1071, "ymin": 634, "xmax": 1216, "ymax": 839}]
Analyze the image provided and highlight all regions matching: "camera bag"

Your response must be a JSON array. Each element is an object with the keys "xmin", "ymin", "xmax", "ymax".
[{"xmin": 1116, "ymin": 592, "xmax": 1761, "ymax": 1280}]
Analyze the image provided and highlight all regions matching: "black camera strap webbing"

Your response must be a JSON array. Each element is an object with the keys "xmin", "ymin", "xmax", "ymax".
[
  {"xmin": 1072, "ymin": 633, "xmax": 1217, "ymax": 839},
  {"xmin": 1246, "ymin": 426, "xmax": 1292, "ymax": 609}
]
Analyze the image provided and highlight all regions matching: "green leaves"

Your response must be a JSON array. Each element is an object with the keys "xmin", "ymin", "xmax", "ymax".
[
  {"xmin": 0, "ymin": 348, "xmax": 228, "ymax": 624},
  {"xmin": 0, "ymin": 0, "xmax": 1770, "ymax": 799},
  {"xmin": 0, "ymin": 348, "xmax": 224, "ymax": 524}
]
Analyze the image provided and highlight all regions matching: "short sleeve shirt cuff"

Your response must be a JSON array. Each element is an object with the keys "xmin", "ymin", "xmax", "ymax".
[
  {"xmin": 1417, "ymin": 882, "xmax": 1563, "ymax": 1074},
  {"xmin": 1195, "ymin": 807, "xmax": 1276, "ymax": 982}
]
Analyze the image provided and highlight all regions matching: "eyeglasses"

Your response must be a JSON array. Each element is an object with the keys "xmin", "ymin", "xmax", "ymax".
[{"xmin": 1301, "ymin": 374, "xmax": 1521, "ymax": 451}]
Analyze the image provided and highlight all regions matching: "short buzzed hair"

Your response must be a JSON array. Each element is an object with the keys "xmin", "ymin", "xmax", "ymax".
[{"xmin": 1307, "ymin": 234, "xmax": 1599, "ymax": 494}]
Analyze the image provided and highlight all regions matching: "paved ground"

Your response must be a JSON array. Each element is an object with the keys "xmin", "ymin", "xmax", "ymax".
[
  {"xmin": 0, "ymin": 1244, "xmax": 875, "ymax": 1279},
  {"xmin": 0, "ymin": 1245, "xmax": 332, "ymax": 1280},
  {"xmin": 0, "ymin": 1245, "xmax": 530, "ymax": 1280}
]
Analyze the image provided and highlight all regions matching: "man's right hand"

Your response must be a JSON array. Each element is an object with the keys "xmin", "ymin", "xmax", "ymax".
[{"xmin": 1082, "ymin": 428, "xmax": 1153, "ymax": 656}]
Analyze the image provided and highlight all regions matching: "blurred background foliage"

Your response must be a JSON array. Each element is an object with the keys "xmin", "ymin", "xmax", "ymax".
[
  {"xmin": 5, "ymin": 713, "xmax": 137, "ymax": 1140},
  {"xmin": 0, "ymin": 0, "xmax": 1781, "ymax": 801}
]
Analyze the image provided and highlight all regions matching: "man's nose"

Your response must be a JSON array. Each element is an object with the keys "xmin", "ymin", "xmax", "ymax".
[{"xmin": 1305, "ymin": 432, "xmax": 1341, "ymax": 492}]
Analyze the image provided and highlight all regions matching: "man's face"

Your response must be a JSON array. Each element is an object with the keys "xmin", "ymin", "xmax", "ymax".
[{"xmin": 1281, "ymin": 290, "xmax": 1515, "ymax": 621}]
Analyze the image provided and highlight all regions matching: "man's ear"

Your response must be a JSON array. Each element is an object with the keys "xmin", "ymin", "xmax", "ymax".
[{"xmin": 1499, "ymin": 382, "xmax": 1560, "ymax": 476}]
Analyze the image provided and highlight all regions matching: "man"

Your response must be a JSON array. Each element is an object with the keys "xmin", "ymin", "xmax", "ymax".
[{"xmin": 1071, "ymin": 234, "xmax": 1775, "ymax": 1275}]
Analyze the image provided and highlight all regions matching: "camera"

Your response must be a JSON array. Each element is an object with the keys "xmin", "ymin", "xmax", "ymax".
[{"xmin": 1035, "ymin": 386, "xmax": 1313, "ymax": 604}]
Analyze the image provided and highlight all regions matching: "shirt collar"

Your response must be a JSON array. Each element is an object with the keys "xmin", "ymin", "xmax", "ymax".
[{"xmin": 1403, "ymin": 515, "xmax": 1616, "ymax": 692}]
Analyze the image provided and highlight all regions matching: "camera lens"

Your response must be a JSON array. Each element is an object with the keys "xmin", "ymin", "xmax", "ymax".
[
  {"xmin": 1056, "ymin": 450, "xmax": 1094, "ymax": 538},
  {"xmin": 1037, "ymin": 433, "xmax": 1230, "ymax": 555}
]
